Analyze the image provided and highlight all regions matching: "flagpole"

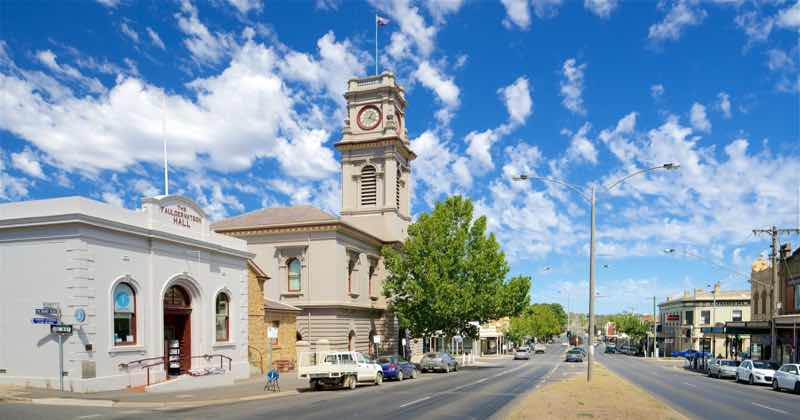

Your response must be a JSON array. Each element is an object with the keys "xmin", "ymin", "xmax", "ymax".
[
  {"xmin": 162, "ymin": 92, "xmax": 169, "ymax": 196},
  {"xmin": 375, "ymin": 14, "xmax": 378, "ymax": 75}
]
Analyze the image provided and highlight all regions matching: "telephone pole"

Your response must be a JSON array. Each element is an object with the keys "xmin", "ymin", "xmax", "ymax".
[{"xmin": 752, "ymin": 226, "xmax": 800, "ymax": 361}]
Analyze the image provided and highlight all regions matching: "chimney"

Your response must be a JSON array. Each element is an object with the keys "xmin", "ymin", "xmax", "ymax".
[{"xmin": 713, "ymin": 282, "xmax": 721, "ymax": 294}]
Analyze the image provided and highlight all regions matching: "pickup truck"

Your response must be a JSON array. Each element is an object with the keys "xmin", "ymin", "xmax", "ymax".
[{"xmin": 298, "ymin": 351, "xmax": 383, "ymax": 390}]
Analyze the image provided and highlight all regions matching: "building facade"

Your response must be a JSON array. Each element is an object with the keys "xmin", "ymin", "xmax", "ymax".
[
  {"xmin": 775, "ymin": 244, "xmax": 800, "ymax": 364},
  {"xmin": 215, "ymin": 73, "xmax": 414, "ymax": 358},
  {"xmin": 658, "ymin": 283, "xmax": 751, "ymax": 358},
  {"xmin": 0, "ymin": 196, "xmax": 252, "ymax": 392}
]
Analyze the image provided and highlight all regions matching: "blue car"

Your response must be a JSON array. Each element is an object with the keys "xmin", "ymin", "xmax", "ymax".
[{"xmin": 378, "ymin": 355, "xmax": 418, "ymax": 381}]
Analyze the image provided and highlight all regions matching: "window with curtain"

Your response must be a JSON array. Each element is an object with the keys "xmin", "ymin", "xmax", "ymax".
[
  {"xmin": 215, "ymin": 293, "xmax": 230, "ymax": 341},
  {"xmin": 288, "ymin": 258, "xmax": 301, "ymax": 291},
  {"xmin": 113, "ymin": 282, "xmax": 136, "ymax": 345},
  {"xmin": 361, "ymin": 165, "xmax": 377, "ymax": 206}
]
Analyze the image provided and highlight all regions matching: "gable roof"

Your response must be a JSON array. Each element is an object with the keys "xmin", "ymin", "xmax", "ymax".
[
  {"xmin": 265, "ymin": 298, "xmax": 302, "ymax": 312},
  {"xmin": 247, "ymin": 259, "xmax": 270, "ymax": 280},
  {"xmin": 211, "ymin": 205, "xmax": 338, "ymax": 231}
]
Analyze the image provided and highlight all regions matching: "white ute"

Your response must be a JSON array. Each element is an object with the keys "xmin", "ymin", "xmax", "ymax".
[{"xmin": 298, "ymin": 351, "xmax": 383, "ymax": 391}]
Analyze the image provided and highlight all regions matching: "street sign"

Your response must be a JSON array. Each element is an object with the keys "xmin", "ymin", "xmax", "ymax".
[
  {"xmin": 51, "ymin": 324, "xmax": 73, "ymax": 335},
  {"xmin": 267, "ymin": 327, "xmax": 278, "ymax": 339},
  {"xmin": 372, "ymin": 335, "xmax": 381, "ymax": 344},
  {"xmin": 32, "ymin": 317, "xmax": 59, "ymax": 325},
  {"xmin": 35, "ymin": 307, "xmax": 60, "ymax": 317}
]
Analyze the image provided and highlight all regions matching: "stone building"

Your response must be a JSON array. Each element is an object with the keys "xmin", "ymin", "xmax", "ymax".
[{"xmin": 214, "ymin": 73, "xmax": 415, "ymax": 357}]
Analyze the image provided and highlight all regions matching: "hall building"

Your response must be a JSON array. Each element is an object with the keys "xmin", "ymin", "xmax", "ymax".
[
  {"xmin": 214, "ymin": 73, "xmax": 415, "ymax": 357},
  {"xmin": 0, "ymin": 195, "xmax": 252, "ymax": 392}
]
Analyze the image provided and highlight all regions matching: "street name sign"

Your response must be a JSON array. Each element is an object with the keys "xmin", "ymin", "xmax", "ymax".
[
  {"xmin": 32, "ymin": 317, "xmax": 59, "ymax": 325},
  {"xmin": 51, "ymin": 324, "xmax": 73, "ymax": 335},
  {"xmin": 35, "ymin": 307, "xmax": 60, "ymax": 317}
]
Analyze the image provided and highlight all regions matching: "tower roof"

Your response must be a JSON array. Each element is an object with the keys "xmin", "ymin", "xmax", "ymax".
[{"xmin": 211, "ymin": 205, "xmax": 338, "ymax": 231}]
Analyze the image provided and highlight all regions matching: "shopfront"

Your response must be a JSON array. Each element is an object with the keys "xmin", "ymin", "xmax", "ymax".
[{"xmin": 0, "ymin": 195, "xmax": 253, "ymax": 392}]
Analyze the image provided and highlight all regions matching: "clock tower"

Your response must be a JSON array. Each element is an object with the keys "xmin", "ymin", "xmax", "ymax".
[{"xmin": 336, "ymin": 73, "xmax": 416, "ymax": 243}]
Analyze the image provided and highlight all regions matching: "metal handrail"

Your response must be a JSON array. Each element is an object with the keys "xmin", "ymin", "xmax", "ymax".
[
  {"xmin": 190, "ymin": 353, "xmax": 232, "ymax": 371},
  {"xmin": 118, "ymin": 356, "xmax": 164, "ymax": 369},
  {"xmin": 248, "ymin": 345, "xmax": 265, "ymax": 373}
]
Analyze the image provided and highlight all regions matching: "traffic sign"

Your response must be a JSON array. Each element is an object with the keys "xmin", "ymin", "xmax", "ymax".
[
  {"xmin": 32, "ymin": 317, "xmax": 59, "ymax": 325},
  {"xmin": 267, "ymin": 327, "xmax": 278, "ymax": 339},
  {"xmin": 51, "ymin": 324, "xmax": 73, "ymax": 335},
  {"xmin": 35, "ymin": 307, "xmax": 60, "ymax": 317}
]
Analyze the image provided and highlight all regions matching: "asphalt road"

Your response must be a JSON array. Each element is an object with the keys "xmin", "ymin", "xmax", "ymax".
[
  {"xmin": 1, "ymin": 344, "xmax": 572, "ymax": 420},
  {"xmin": 598, "ymin": 349, "xmax": 800, "ymax": 420}
]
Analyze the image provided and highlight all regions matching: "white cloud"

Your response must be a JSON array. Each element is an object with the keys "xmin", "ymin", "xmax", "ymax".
[
  {"xmin": 120, "ymin": 22, "xmax": 140, "ymax": 43},
  {"xmin": 650, "ymin": 84, "xmax": 664, "ymax": 99},
  {"xmin": 410, "ymin": 130, "xmax": 460, "ymax": 204},
  {"xmin": 176, "ymin": 0, "xmax": 237, "ymax": 66},
  {"xmin": 531, "ymin": 0, "xmax": 562, "ymax": 18},
  {"xmin": 498, "ymin": 76, "xmax": 533, "ymax": 126},
  {"xmin": 776, "ymin": 1, "xmax": 800, "ymax": 29},
  {"xmin": 648, "ymin": 0, "xmax": 706, "ymax": 43},
  {"xmin": 34, "ymin": 49, "xmax": 106, "ymax": 94},
  {"xmin": 566, "ymin": 123, "xmax": 598, "ymax": 164},
  {"xmin": 315, "ymin": 0, "xmax": 340, "ymax": 10},
  {"xmin": 131, "ymin": 179, "xmax": 161, "ymax": 197},
  {"xmin": 560, "ymin": 58, "xmax": 586, "ymax": 115},
  {"xmin": 370, "ymin": 0, "xmax": 437, "ymax": 57},
  {"xmin": 599, "ymin": 111, "xmax": 639, "ymax": 162},
  {"xmin": 95, "ymin": 0, "xmax": 119, "ymax": 7},
  {"xmin": 11, "ymin": 148, "xmax": 46, "ymax": 179},
  {"xmin": 414, "ymin": 60, "xmax": 460, "ymax": 108},
  {"xmin": 766, "ymin": 48, "xmax": 794, "ymax": 72},
  {"xmin": 146, "ymin": 27, "xmax": 166, "ymax": 50},
  {"xmin": 501, "ymin": 0, "xmax": 532, "ymax": 29},
  {"xmin": 584, "ymin": 0, "xmax": 618, "ymax": 18},
  {"xmin": 735, "ymin": 11, "xmax": 774, "ymax": 47},
  {"xmin": 425, "ymin": 0, "xmax": 464, "ymax": 22},
  {"xmin": 716, "ymin": 92, "xmax": 731, "ymax": 119},
  {"xmin": 454, "ymin": 54, "xmax": 468, "ymax": 69},
  {"xmin": 226, "ymin": 0, "xmax": 262, "ymax": 14},
  {"xmin": 689, "ymin": 102, "xmax": 711, "ymax": 133},
  {"xmin": 101, "ymin": 191, "xmax": 124, "ymax": 208},
  {"xmin": 465, "ymin": 128, "xmax": 502, "ymax": 172}
]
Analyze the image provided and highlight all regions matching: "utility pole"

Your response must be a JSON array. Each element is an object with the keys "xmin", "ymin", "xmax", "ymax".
[
  {"xmin": 753, "ymin": 226, "xmax": 800, "ymax": 362},
  {"xmin": 653, "ymin": 296, "xmax": 658, "ymax": 358}
]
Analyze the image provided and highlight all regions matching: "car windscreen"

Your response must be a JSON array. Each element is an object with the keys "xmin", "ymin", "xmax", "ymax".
[
  {"xmin": 424, "ymin": 353, "xmax": 439, "ymax": 358},
  {"xmin": 753, "ymin": 361, "xmax": 778, "ymax": 369},
  {"xmin": 720, "ymin": 361, "xmax": 739, "ymax": 366},
  {"xmin": 378, "ymin": 356, "xmax": 393, "ymax": 363},
  {"xmin": 567, "ymin": 350, "xmax": 582, "ymax": 354}
]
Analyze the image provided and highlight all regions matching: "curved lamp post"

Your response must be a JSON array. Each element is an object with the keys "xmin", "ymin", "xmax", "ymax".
[{"xmin": 514, "ymin": 163, "xmax": 680, "ymax": 381}]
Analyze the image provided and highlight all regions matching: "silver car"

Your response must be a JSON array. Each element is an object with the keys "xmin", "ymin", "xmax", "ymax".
[
  {"xmin": 420, "ymin": 352, "xmax": 459, "ymax": 373},
  {"xmin": 565, "ymin": 349, "xmax": 584, "ymax": 362},
  {"xmin": 773, "ymin": 363, "xmax": 800, "ymax": 393},
  {"xmin": 708, "ymin": 359, "xmax": 739, "ymax": 379},
  {"xmin": 514, "ymin": 347, "xmax": 531, "ymax": 360}
]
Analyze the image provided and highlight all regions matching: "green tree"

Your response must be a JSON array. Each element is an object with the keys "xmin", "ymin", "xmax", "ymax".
[
  {"xmin": 609, "ymin": 313, "xmax": 650, "ymax": 340},
  {"xmin": 548, "ymin": 303, "xmax": 568, "ymax": 331},
  {"xmin": 382, "ymin": 195, "xmax": 530, "ymax": 338},
  {"xmin": 507, "ymin": 303, "xmax": 563, "ymax": 342}
]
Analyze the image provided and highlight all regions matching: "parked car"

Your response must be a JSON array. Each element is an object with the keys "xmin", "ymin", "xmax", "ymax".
[
  {"xmin": 299, "ymin": 351, "xmax": 383, "ymax": 390},
  {"xmin": 571, "ymin": 347, "xmax": 586, "ymax": 357},
  {"xmin": 604, "ymin": 345, "xmax": 616, "ymax": 354},
  {"xmin": 707, "ymin": 359, "xmax": 739, "ymax": 379},
  {"xmin": 534, "ymin": 343, "xmax": 546, "ymax": 354},
  {"xmin": 736, "ymin": 360, "xmax": 779, "ymax": 385},
  {"xmin": 420, "ymin": 352, "xmax": 459, "ymax": 373},
  {"xmin": 565, "ymin": 348, "xmax": 584, "ymax": 362},
  {"xmin": 377, "ymin": 355, "xmax": 418, "ymax": 381},
  {"xmin": 772, "ymin": 363, "xmax": 800, "ymax": 393},
  {"xmin": 514, "ymin": 346, "xmax": 531, "ymax": 360}
]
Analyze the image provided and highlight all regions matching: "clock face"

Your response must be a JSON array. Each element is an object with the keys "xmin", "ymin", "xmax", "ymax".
[{"xmin": 357, "ymin": 105, "xmax": 382, "ymax": 130}]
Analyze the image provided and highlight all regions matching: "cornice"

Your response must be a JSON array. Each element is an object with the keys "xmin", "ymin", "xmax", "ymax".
[
  {"xmin": 218, "ymin": 220, "xmax": 387, "ymax": 247},
  {"xmin": 334, "ymin": 138, "xmax": 417, "ymax": 161}
]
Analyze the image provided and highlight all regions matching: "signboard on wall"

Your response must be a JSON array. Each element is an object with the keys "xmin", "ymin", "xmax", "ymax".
[{"xmin": 667, "ymin": 314, "xmax": 680, "ymax": 321}]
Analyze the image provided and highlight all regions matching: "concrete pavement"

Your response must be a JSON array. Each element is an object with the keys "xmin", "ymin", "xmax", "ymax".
[
  {"xmin": 598, "ymin": 350, "xmax": 799, "ymax": 420},
  {"xmin": 0, "ymin": 344, "xmax": 573, "ymax": 420}
]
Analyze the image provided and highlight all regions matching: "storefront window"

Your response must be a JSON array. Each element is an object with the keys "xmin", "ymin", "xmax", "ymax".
[
  {"xmin": 113, "ymin": 282, "xmax": 136, "ymax": 345},
  {"xmin": 216, "ymin": 293, "xmax": 230, "ymax": 342}
]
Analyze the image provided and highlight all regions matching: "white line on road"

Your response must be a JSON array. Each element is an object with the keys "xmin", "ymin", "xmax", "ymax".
[
  {"xmin": 751, "ymin": 402, "xmax": 788, "ymax": 415},
  {"xmin": 77, "ymin": 415, "xmax": 102, "ymax": 419},
  {"xmin": 682, "ymin": 382, "xmax": 697, "ymax": 388},
  {"xmin": 399, "ymin": 396, "xmax": 431, "ymax": 408}
]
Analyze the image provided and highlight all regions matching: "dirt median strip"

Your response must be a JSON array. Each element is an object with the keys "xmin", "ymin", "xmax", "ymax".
[{"xmin": 503, "ymin": 362, "xmax": 687, "ymax": 420}]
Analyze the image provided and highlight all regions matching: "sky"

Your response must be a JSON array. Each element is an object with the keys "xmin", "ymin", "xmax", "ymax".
[{"xmin": 1, "ymin": 0, "xmax": 799, "ymax": 315}]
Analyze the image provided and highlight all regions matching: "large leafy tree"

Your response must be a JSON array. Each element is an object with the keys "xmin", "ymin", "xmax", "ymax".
[
  {"xmin": 382, "ymin": 195, "xmax": 530, "ymax": 338},
  {"xmin": 507, "ymin": 304, "xmax": 563, "ymax": 342},
  {"xmin": 609, "ymin": 313, "xmax": 650, "ymax": 340}
]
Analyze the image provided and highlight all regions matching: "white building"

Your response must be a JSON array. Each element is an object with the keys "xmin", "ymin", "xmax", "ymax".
[{"xmin": 0, "ymin": 195, "xmax": 253, "ymax": 392}]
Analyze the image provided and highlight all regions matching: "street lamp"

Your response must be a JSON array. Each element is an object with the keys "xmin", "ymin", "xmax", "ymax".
[{"xmin": 514, "ymin": 163, "xmax": 680, "ymax": 381}]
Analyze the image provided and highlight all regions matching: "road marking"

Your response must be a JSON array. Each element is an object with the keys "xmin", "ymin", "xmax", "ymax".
[
  {"xmin": 77, "ymin": 415, "xmax": 102, "ymax": 419},
  {"xmin": 682, "ymin": 382, "xmax": 697, "ymax": 388},
  {"xmin": 398, "ymin": 395, "xmax": 431, "ymax": 408},
  {"xmin": 751, "ymin": 402, "xmax": 788, "ymax": 415}
]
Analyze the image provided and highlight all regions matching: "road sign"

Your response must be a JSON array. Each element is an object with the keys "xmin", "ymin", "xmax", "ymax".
[
  {"xmin": 32, "ymin": 317, "xmax": 59, "ymax": 325},
  {"xmin": 35, "ymin": 307, "xmax": 60, "ymax": 317},
  {"xmin": 267, "ymin": 327, "xmax": 278, "ymax": 339},
  {"xmin": 372, "ymin": 335, "xmax": 381, "ymax": 344},
  {"xmin": 51, "ymin": 324, "xmax": 73, "ymax": 335}
]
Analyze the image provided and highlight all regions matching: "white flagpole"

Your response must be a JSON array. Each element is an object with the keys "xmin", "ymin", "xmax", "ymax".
[
  {"xmin": 375, "ymin": 15, "xmax": 379, "ymax": 75},
  {"xmin": 162, "ymin": 92, "xmax": 169, "ymax": 196}
]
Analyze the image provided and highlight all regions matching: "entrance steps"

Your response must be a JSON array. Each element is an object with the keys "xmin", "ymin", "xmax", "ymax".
[{"xmin": 144, "ymin": 373, "xmax": 235, "ymax": 393}]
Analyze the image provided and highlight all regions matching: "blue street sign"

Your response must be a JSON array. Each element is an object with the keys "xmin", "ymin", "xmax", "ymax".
[
  {"xmin": 35, "ymin": 307, "xmax": 59, "ymax": 317},
  {"xmin": 74, "ymin": 308, "xmax": 86, "ymax": 323},
  {"xmin": 32, "ymin": 317, "xmax": 59, "ymax": 325}
]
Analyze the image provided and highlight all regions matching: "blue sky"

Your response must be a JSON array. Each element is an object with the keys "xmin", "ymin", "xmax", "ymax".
[{"xmin": 1, "ymin": 0, "xmax": 799, "ymax": 314}]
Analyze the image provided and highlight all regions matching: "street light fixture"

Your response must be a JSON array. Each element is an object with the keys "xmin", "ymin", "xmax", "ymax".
[{"xmin": 514, "ymin": 163, "xmax": 680, "ymax": 382}]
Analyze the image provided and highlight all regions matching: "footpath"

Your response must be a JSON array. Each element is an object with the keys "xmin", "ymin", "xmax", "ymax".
[
  {"xmin": 502, "ymin": 362, "xmax": 687, "ymax": 420},
  {"xmin": 0, "ymin": 373, "xmax": 306, "ymax": 409}
]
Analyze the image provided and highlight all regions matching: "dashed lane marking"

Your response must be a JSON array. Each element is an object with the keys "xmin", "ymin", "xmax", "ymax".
[
  {"xmin": 76, "ymin": 415, "xmax": 102, "ymax": 419},
  {"xmin": 751, "ymin": 402, "xmax": 788, "ymax": 415},
  {"xmin": 682, "ymin": 382, "xmax": 697, "ymax": 388},
  {"xmin": 398, "ymin": 395, "xmax": 431, "ymax": 408}
]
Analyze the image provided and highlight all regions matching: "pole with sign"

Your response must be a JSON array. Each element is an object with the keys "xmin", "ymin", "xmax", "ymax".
[
  {"xmin": 267, "ymin": 326, "xmax": 278, "ymax": 373},
  {"xmin": 50, "ymin": 324, "xmax": 72, "ymax": 391}
]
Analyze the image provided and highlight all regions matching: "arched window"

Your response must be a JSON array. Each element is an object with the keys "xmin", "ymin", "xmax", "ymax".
[
  {"xmin": 215, "ymin": 293, "xmax": 230, "ymax": 342},
  {"xmin": 753, "ymin": 293, "xmax": 759, "ymax": 316},
  {"xmin": 288, "ymin": 258, "xmax": 301, "ymax": 291},
  {"xmin": 113, "ymin": 282, "xmax": 136, "ymax": 345},
  {"xmin": 396, "ymin": 167, "xmax": 401, "ymax": 209},
  {"xmin": 761, "ymin": 290, "xmax": 767, "ymax": 315},
  {"xmin": 361, "ymin": 165, "xmax": 377, "ymax": 206}
]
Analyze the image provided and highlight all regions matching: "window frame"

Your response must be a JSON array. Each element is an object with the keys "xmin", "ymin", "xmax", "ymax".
[
  {"xmin": 360, "ymin": 165, "xmax": 377, "ymax": 206},
  {"xmin": 215, "ymin": 292, "xmax": 231, "ymax": 342},
  {"xmin": 113, "ymin": 281, "xmax": 137, "ymax": 346},
  {"xmin": 700, "ymin": 310, "xmax": 711, "ymax": 325},
  {"xmin": 287, "ymin": 258, "xmax": 302, "ymax": 292},
  {"xmin": 732, "ymin": 310, "xmax": 742, "ymax": 322}
]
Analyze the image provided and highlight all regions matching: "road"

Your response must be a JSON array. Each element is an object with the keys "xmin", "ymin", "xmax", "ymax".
[
  {"xmin": 598, "ymin": 349, "xmax": 799, "ymax": 420},
  {"xmin": 0, "ymin": 344, "xmax": 576, "ymax": 420}
]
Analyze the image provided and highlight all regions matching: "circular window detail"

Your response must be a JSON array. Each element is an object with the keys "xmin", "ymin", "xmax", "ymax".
[{"xmin": 356, "ymin": 105, "xmax": 382, "ymax": 131}]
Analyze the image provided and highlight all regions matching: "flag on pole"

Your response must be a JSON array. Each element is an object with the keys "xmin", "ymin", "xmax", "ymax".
[{"xmin": 376, "ymin": 15, "xmax": 390, "ymax": 26}]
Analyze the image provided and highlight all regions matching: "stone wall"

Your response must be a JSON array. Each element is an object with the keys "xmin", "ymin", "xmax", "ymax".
[
  {"xmin": 265, "ymin": 311, "xmax": 298, "ymax": 372},
  {"xmin": 247, "ymin": 268, "xmax": 267, "ymax": 373}
]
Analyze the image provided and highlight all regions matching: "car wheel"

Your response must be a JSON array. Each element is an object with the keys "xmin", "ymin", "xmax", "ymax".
[
  {"xmin": 411, "ymin": 369, "xmax": 419, "ymax": 379},
  {"xmin": 396, "ymin": 371, "xmax": 404, "ymax": 381},
  {"xmin": 310, "ymin": 379, "xmax": 321, "ymax": 391},
  {"xmin": 444, "ymin": 365, "xmax": 450, "ymax": 373},
  {"xmin": 454, "ymin": 363, "xmax": 458, "ymax": 372},
  {"xmin": 748, "ymin": 375, "xmax": 754, "ymax": 385},
  {"xmin": 794, "ymin": 381, "xmax": 800, "ymax": 394},
  {"xmin": 347, "ymin": 375, "xmax": 357, "ymax": 390},
  {"xmin": 772, "ymin": 379, "xmax": 780, "ymax": 391},
  {"xmin": 375, "ymin": 372, "xmax": 382, "ymax": 386}
]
